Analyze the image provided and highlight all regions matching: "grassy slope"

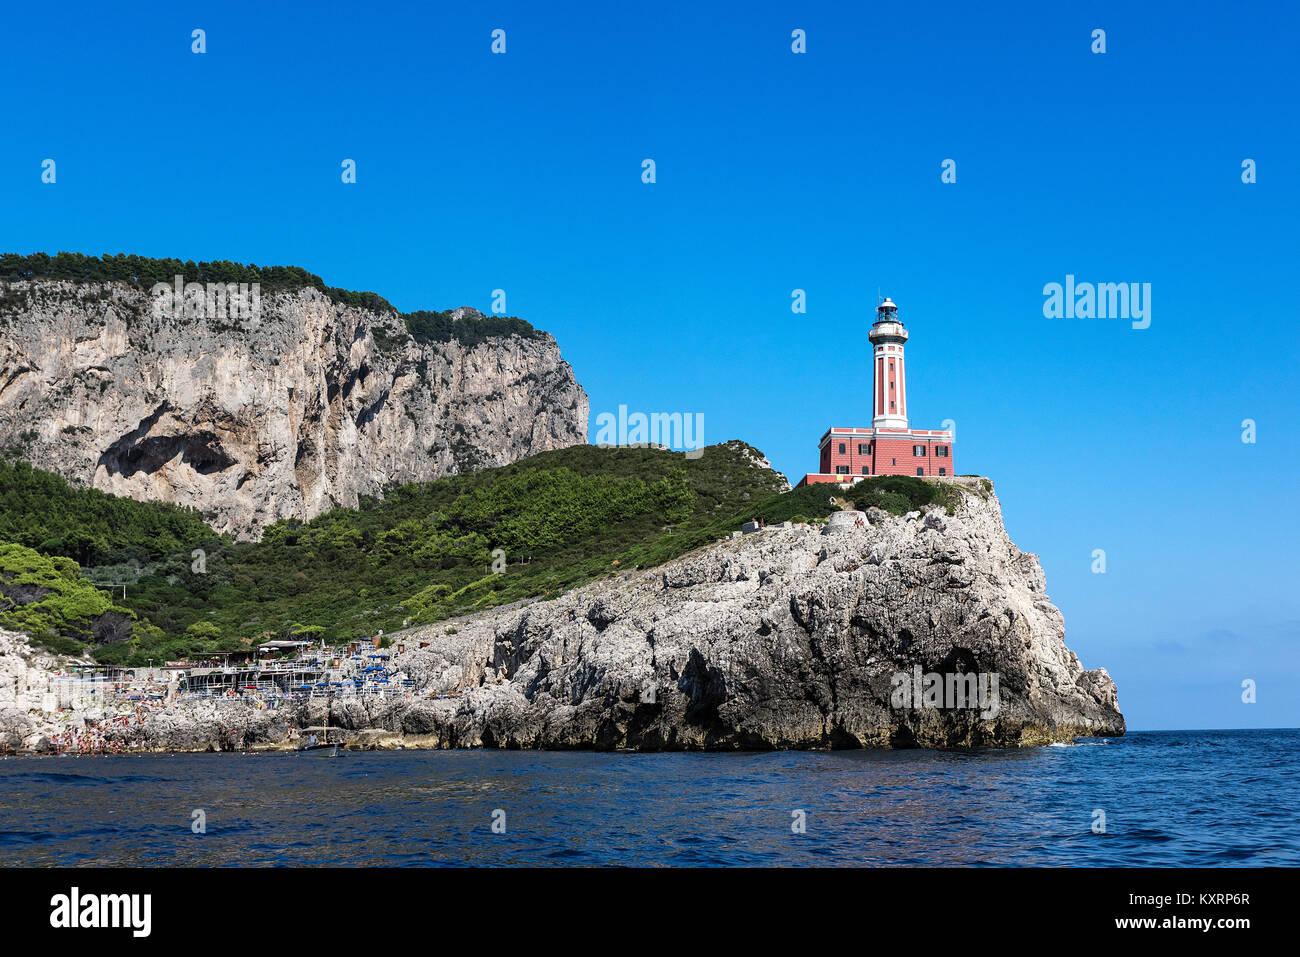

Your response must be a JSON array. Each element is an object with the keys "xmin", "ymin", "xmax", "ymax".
[{"xmin": 0, "ymin": 445, "xmax": 966, "ymax": 665}]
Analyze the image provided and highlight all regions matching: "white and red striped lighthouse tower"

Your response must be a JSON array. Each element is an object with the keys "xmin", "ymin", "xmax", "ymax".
[
  {"xmin": 869, "ymin": 297, "xmax": 909, "ymax": 430},
  {"xmin": 796, "ymin": 294, "xmax": 956, "ymax": 487}
]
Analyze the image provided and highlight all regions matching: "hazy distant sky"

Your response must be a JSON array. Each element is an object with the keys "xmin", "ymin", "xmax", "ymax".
[{"xmin": 2, "ymin": 1, "xmax": 1296, "ymax": 730}]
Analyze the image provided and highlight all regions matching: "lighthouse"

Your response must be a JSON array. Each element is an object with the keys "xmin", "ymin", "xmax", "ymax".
[
  {"xmin": 870, "ymin": 297, "xmax": 909, "ymax": 430},
  {"xmin": 796, "ymin": 296, "xmax": 955, "ymax": 486}
]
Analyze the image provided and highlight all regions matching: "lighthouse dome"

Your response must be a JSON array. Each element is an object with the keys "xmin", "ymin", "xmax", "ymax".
[{"xmin": 869, "ymin": 295, "xmax": 908, "ymax": 342}]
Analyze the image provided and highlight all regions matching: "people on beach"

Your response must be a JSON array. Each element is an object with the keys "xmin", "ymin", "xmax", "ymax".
[{"xmin": 47, "ymin": 639, "xmax": 436, "ymax": 754}]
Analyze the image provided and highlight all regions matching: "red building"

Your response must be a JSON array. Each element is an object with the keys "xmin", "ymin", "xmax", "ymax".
[{"xmin": 796, "ymin": 298, "xmax": 955, "ymax": 487}]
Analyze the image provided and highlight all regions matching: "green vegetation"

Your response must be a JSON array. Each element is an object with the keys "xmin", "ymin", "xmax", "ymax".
[
  {"xmin": 837, "ymin": 475, "xmax": 964, "ymax": 516},
  {"xmin": 0, "ymin": 251, "xmax": 394, "ymax": 313},
  {"xmin": 0, "ymin": 447, "xmax": 969, "ymax": 666},
  {"xmin": 0, "ymin": 459, "xmax": 212, "ymax": 566},
  {"xmin": 404, "ymin": 309, "xmax": 545, "ymax": 348},
  {"xmin": 0, "ymin": 253, "xmax": 551, "ymax": 350},
  {"xmin": 0, "ymin": 542, "xmax": 153, "ymax": 656}
]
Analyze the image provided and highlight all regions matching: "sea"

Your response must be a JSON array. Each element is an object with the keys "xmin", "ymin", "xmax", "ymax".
[{"xmin": 0, "ymin": 729, "xmax": 1294, "ymax": 866}]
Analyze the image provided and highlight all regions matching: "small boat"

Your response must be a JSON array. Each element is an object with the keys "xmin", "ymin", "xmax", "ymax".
[
  {"xmin": 297, "ymin": 741, "xmax": 342, "ymax": 756},
  {"xmin": 296, "ymin": 724, "xmax": 343, "ymax": 756}
]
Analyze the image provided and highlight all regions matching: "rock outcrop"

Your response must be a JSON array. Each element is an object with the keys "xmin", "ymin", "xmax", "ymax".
[
  {"xmin": 0, "ymin": 483, "xmax": 1123, "ymax": 752},
  {"xmin": 380, "ymin": 483, "xmax": 1122, "ymax": 748},
  {"xmin": 0, "ymin": 279, "xmax": 587, "ymax": 537},
  {"xmin": 0, "ymin": 629, "xmax": 71, "ymax": 751}
]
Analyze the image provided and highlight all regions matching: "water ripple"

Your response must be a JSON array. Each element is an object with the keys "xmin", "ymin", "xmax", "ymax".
[{"xmin": 0, "ymin": 730, "xmax": 1295, "ymax": 866}]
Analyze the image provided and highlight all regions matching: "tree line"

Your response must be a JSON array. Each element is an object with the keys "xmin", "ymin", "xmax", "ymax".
[
  {"xmin": 0, "ymin": 251, "xmax": 395, "ymax": 313},
  {"xmin": 1, "ymin": 252, "xmax": 552, "ymax": 343}
]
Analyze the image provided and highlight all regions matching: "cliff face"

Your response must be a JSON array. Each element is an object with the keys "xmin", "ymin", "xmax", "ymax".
[
  {"xmin": 0, "ymin": 280, "xmax": 587, "ymax": 538},
  {"xmin": 381, "ymin": 484, "xmax": 1123, "ymax": 749},
  {"xmin": 0, "ymin": 628, "xmax": 64, "ymax": 751}
]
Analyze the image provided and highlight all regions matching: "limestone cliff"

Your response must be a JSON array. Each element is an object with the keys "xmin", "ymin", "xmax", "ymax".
[
  {"xmin": 0, "ymin": 280, "xmax": 587, "ymax": 538},
  {"xmin": 379, "ymin": 482, "xmax": 1123, "ymax": 748},
  {"xmin": 0, "ymin": 628, "xmax": 66, "ymax": 751}
]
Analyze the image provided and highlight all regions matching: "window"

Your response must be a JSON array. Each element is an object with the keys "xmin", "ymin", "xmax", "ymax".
[
  {"xmin": 861, "ymin": 466, "xmax": 869, "ymax": 475},
  {"xmin": 936, "ymin": 445, "xmax": 949, "ymax": 457},
  {"xmin": 838, "ymin": 442, "xmax": 846, "ymax": 454},
  {"xmin": 890, "ymin": 401, "xmax": 895, "ymax": 410},
  {"xmin": 916, "ymin": 467, "xmax": 924, "ymax": 476},
  {"xmin": 939, "ymin": 468, "xmax": 947, "ymax": 476},
  {"xmin": 891, "ymin": 458, "xmax": 896, "ymax": 466},
  {"xmin": 835, "ymin": 465, "xmax": 849, "ymax": 475},
  {"xmin": 913, "ymin": 445, "xmax": 926, "ymax": 456},
  {"xmin": 857, "ymin": 443, "xmax": 868, "ymax": 455}
]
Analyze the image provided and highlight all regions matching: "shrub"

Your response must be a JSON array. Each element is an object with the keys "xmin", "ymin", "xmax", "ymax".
[
  {"xmin": 843, "ymin": 476, "xmax": 962, "ymax": 516},
  {"xmin": 0, "ymin": 541, "xmax": 136, "ymax": 651},
  {"xmin": 0, "ymin": 251, "xmax": 395, "ymax": 313},
  {"xmin": 404, "ymin": 309, "xmax": 545, "ymax": 348},
  {"xmin": 184, "ymin": 621, "xmax": 222, "ymax": 641}
]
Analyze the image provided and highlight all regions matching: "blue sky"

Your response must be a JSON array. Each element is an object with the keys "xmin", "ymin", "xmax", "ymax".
[{"xmin": 2, "ymin": 1, "xmax": 1297, "ymax": 731}]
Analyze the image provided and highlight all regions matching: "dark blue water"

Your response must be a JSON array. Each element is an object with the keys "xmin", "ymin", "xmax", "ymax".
[{"xmin": 0, "ymin": 730, "xmax": 1294, "ymax": 866}]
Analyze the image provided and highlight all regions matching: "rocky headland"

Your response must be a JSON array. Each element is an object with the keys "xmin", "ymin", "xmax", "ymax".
[{"xmin": 0, "ymin": 481, "xmax": 1123, "ymax": 753}]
